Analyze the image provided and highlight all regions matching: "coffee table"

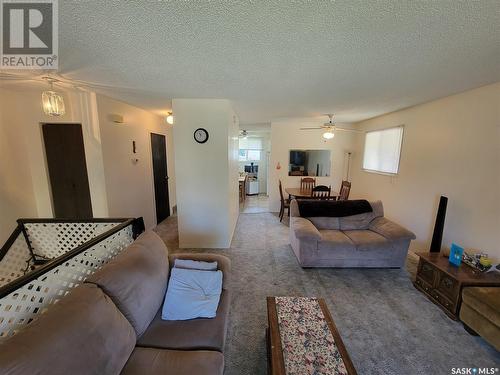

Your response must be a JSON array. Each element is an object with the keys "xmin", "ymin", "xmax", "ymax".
[{"xmin": 266, "ymin": 296, "xmax": 357, "ymax": 375}]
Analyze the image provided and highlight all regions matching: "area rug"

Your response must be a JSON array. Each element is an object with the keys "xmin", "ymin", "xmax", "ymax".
[{"xmin": 155, "ymin": 213, "xmax": 500, "ymax": 375}]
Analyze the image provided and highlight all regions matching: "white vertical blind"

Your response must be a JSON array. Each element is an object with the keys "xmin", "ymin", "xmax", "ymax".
[
  {"xmin": 363, "ymin": 126, "xmax": 404, "ymax": 174},
  {"xmin": 239, "ymin": 137, "xmax": 263, "ymax": 150}
]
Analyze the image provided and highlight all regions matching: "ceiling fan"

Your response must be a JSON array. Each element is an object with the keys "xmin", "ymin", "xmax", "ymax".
[
  {"xmin": 239, "ymin": 129, "xmax": 264, "ymax": 138},
  {"xmin": 300, "ymin": 114, "xmax": 361, "ymax": 139}
]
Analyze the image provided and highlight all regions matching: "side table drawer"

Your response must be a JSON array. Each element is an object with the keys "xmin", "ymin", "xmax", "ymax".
[
  {"xmin": 436, "ymin": 272, "xmax": 459, "ymax": 301},
  {"xmin": 417, "ymin": 260, "xmax": 438, "ymax": 286},
  {"xmin": 415, "ymin": 277, "xmax": 433, "ymax": 294},
  {"xmin": 432, "ymin": 290, "xmax": 456, "ymax": 315},
  {"xmin": 415, "ymin": 277, "xmax": 457, "ymax": 316}
]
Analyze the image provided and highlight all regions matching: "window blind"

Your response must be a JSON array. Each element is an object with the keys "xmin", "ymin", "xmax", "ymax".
[
  {"xmin": 239, "ymin": 137, "xmax": 262, "ymax": 150},
  {"xmin": 362, "ymin": 126, "xmax": 404, "ymax": 174}
]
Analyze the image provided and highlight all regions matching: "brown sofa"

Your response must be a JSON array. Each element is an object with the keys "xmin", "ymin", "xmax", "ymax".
[
  {"xmin": 289, "ymin": 199, "xmax": 416, "ymax": 268},
  {"xmin": 0, "ymin": 231, "xmax": 230, "ymax": 375},
  {"xmin": 460, "ymin": 286, "xmax": 500, "ymax": 351}
]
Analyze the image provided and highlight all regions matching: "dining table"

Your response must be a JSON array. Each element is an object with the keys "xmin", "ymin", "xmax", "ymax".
[{"xmin": 285, "ymin": 187, "xmax": 339, "ymax": 199}]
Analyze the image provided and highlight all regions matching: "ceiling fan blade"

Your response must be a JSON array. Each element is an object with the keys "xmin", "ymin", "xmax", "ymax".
[
  {"xmin": 300, "ymin": 127, "xmax": 323, "ymax": 130},
  {"xmin": 335, "ymin": 127, "xmax": 363, "ymax": 133}
]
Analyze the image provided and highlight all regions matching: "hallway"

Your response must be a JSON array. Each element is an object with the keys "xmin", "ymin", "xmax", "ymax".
[{"xmin": 239, "ymin": 194, "xmax": 269, "ymax": 214}]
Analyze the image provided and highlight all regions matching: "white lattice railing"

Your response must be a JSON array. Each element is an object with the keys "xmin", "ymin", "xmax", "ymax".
[
  {"xmin": 0, "ymin": 219, "xmax": 128, "ymax": 287},
  {"xmin": 0, "ymin": 227, "xmax": 32, "ymax": 287},
  {"xmin": 0, "ymin": 218, "xmax": 144, "ymax": 340},
  {"xmin": 22, "ymin": 220, "xmax": 124, "ymax": 260}
]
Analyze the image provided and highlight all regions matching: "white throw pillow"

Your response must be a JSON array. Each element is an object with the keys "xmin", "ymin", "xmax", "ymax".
[
  {"xmin": 161, "ymin": 268, "xmax": 223, "ymax": 320},
  {"xmin": 174, "ymin": 259, "xmax": 218, "ymax": 271}
]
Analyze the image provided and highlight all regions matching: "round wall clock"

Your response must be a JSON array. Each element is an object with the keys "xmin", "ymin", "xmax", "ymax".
[{"xmin": 194, "ymin": 128, "xmax": 209, "ymax": 144}]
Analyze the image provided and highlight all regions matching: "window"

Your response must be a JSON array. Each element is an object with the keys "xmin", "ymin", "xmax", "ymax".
[
  {"xmin": 238, "ymin": 149, "xmax": 261, "ymax": 161},
  {"xmin": 239, "ymin": 137, "xmax": 263, "ymax": 161},
  {"xmin": 362, "ymin": 125, "xmax": 404, "ymax": 175}
]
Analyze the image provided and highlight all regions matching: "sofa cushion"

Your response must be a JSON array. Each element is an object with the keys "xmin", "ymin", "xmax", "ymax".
[
  {"xmin": 169, "ymin": 253, "xmax": 231, "ymax": 290},
  {"xmin": 86, "ymin": 230, "xmax": 169, "ymax": 336},
  {"xmin": 338, "ymin": 201, "xmax": 384, "ymax": 230},
  {"xmin": 162, "ymin": 268, "xmax": 223, "ymax": 320},
  {"xmin": 306, "ymin": 216, "xmax": 340, "ymax": 230},
  {"xmin": 121, "ymin": 347, "xmax": 224, "ymax": 375},
  {"xmin": 462, "ymin": 287, "xmax": 500, "ymax": 327},
  {"xmin": 174, "ymin": 259, "xmax": 218, "ymax": 270},
  {"xmin": 138, "ymin": 290, "xmax": 230, "ymax": 352},
  {"xmin": 291, "ymin": 217, "xmax": 322, "ymax": 240},
  {"xmin": 344, "ymin": 230, "xmax": 390, "ymax": 251},
  {"xmin": 460, "ymin": 302, "xmax": 500, "ymax": 351},
  {"xmin": 369, "ymin": 217, "xmax": 416, "ymax": 240},
  {"xmin": 0, "ymin": 284, "xmax": 136, "ymax": 375},
  {"xmin": 369, "ymin": 200, "xmax": 384, "ymax": 217},
  {"xmin": 339, "ymin": 212, "xmax": 375, "ymax": 230},
  {"xmin": 318, "ymin": 230, "xmax": 356, "ymax": 253}
]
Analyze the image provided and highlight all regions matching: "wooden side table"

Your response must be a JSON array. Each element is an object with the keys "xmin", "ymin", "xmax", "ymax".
[{"xmin": 414, "ymin": 252, "xmax": 500, "ymax": 320}]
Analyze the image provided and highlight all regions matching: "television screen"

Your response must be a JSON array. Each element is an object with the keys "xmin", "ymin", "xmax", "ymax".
[{"xmin": 289, "ymin": 150, "xmax": 306, "ymax": 165}]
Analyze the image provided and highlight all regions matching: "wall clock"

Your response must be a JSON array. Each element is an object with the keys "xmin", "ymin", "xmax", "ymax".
[{"xmin": 194, "ymin": 128, "xmax": 209, "ymax": 144}]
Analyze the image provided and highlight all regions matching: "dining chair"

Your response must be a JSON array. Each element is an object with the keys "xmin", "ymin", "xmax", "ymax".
[
  {"xmin": 300, "ymin": 177, "xmax": 316, "ymax": 191},
  {"xmin": 338, "ymin": 180, "xmax": 351, "ymax": 201},
  {"xmin": 311, "ymin": 185, "xmax": 331, "ymax": 199},
  {"xmin": 278, "ymin": 180, "xmax": 290, "ymax": 222}
]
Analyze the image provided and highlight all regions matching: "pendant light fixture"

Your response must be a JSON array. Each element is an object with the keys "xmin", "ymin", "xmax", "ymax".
[
  {"xmin": 166, "ymin": 112, "xmax": 174, "ymax": 124},
  {"xmin": 42, "ymin": 77, "xmax": 65, "ymax": 116}
]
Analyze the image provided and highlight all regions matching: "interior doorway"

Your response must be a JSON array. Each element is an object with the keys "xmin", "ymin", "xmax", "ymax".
[
  {"xmin": 238, "ymin": 128, "xmax": 271, "ymax": 213},
  {"xmin": 42, "ymin": 123, "xmax": 93, "ymax": 218},
  {"xmin": 150, "ymin": 133, "xmax": 170, "ymax": 223}
]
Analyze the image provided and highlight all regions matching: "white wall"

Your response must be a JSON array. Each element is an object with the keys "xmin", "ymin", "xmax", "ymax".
[
  {"xmin": 228, "ymin": 111, "xmax": 240, "ymax": 240},
  {"xmin": 0, "ymin": 82, "xmax": 173, "ymax": 245},
  {"xmin": 96, "ymin": 94, "xmax": 176, "ymax": 230},
  {"xmin": 0, "ymin": 87, "xmax": 38, "ymax": 242},
  {"xmin": 269, "ymin": 119, "xmax": 357, "ymax": 212},
  {"xmin": 0, "ymin": 84, "xmax": 109, "ymax": 244},
  {"xmin": 350, "ymin": 83, "xmax": 500, "ymax": 259},
  {"xmin": 173, "ymin": 99, "xmax": 239, "ymax": 248}
]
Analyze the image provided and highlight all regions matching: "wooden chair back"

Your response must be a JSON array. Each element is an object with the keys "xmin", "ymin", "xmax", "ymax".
[
  {"xmin": 311, "ymin": 185, "xmax": 331, "ymax": 199},
  {"xmin": 300, "ymin": 177, "xmax": 316, "ymax": 191},
  {"xmin": 338, "ymin": 181, "xmax": 351, "ymax": 201},
  {"xmin": 279, "ymin": 180, "xmax": 285, "ymax": 203}
]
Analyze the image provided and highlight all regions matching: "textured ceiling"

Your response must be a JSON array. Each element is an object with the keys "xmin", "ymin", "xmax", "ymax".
[{"xmin": 57, "ymin": 1, "xmax": 500, "ymax": 123}]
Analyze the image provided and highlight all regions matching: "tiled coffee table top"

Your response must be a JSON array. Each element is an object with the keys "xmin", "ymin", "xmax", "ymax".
[{"xmin": 275, "ymin": 297, "xmax": 348, "ymax": 375}]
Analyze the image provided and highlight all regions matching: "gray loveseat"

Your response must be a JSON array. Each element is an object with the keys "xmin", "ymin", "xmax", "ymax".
[
  {"xmin": 0, "ymin": 231, "xmax": 230, "ymax": 375},
  {"xmin": 289, "ymin": 199, "xmax": 416, "ymax": 268}
]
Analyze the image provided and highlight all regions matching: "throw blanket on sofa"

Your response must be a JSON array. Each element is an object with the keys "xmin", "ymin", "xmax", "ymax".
[{"xmin": 297, "ymin": 199, "xmax": 373, "ymax": 217}]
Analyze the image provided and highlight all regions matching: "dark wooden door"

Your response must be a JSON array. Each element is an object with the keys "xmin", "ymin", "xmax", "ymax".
[
  {"xmin": 42, "ymin": 123, "xmax": 93, "ymax": 218},
  {"xmin": 151, "ymin": 133, "xmax": 170, "ymax": 223}
]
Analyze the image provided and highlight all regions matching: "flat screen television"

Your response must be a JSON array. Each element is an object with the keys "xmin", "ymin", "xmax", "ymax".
[{"xmin": 289, "ymin": 150, "xmax": 306, "ymax": 165}]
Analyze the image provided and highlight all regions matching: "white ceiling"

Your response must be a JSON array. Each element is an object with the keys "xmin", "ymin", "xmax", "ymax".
[{"xmin": 53, "ymin": 1, "xmax": 499, "ymax": 123}]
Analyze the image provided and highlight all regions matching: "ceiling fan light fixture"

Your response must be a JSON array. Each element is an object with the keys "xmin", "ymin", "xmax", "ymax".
[
  {"xmin": 322, "ymin": 131, "xmax": 335, "ymax": 139},
  {"xmin": 166, "ymin": 112, "xmax": 174, "ymax": 125}
]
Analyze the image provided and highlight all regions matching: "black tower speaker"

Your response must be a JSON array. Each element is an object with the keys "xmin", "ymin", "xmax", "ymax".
[{"xmin": 430, "ymin": 196, "xmax": 448, "ymax": 253}]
